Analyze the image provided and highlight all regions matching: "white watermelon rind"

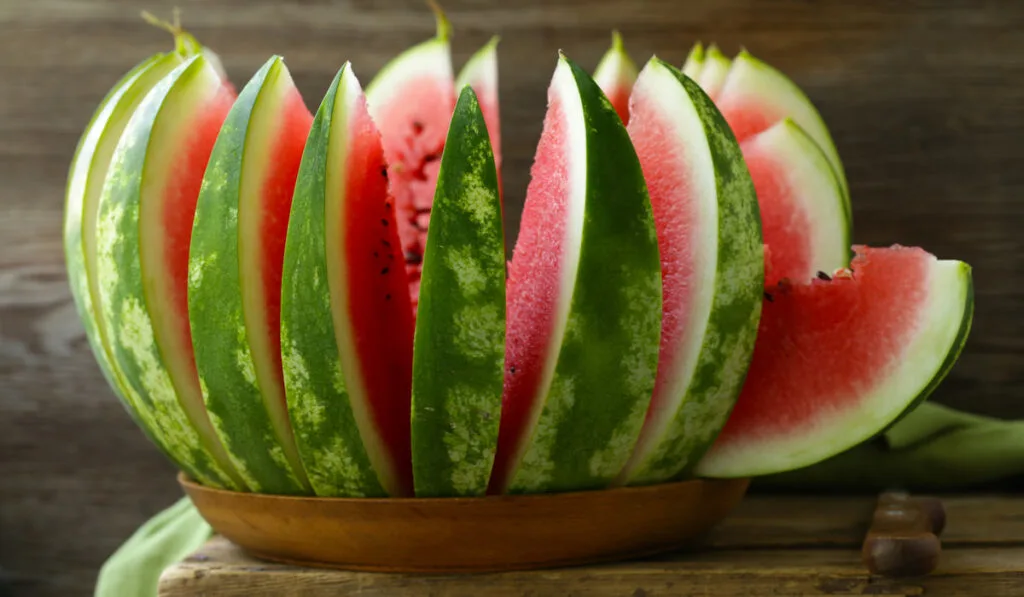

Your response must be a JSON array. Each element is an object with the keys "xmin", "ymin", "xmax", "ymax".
[
  {"xmin": 593, "ymin": 30, "xmax": 639, "ymax": 99},
  {"xmin": 681, "ymin": 42, "xmax": 705, "ymax": 79},
  {"xmin": 617, "ymin": 59, "xmax": 765, "ymax": 486},
  {"xmin": 697, "ymin": 45, "xmax": 732, "ymax": 98},
  {"xmin": 695, "ymin": 257, "xmax": 974, "ymax": 478}
]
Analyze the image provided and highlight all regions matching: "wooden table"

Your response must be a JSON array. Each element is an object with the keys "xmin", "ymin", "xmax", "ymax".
[{"xmin": 158, "ymin": 493, "xmax": 1024, "ymax": 596}]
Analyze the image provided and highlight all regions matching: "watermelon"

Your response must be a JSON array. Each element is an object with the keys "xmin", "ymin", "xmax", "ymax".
[
  {"xmin": 742, "ymin": 119, "xmax": 849, "ymax": 285},
  {"xmin": 188, "ymin": 56, "xmax": 314, "ymax": 495},
  {"xmin": 411, "ymin": 86, "xmax": 505, "ymax": 498},
  {"xmin": 615, "ymin": 58, "xmax": 764, "ymax": 486},
  {"xmin": 694, "ymin": 45, "xmax": 732, "ymax": 99},
  {"xmin": 93, "ymin": 53, "xmax": 246, "ymax": 490},
  {"xmin": 592, "ymin": 30, "xmax": 638, "ymax": 124},
  {"xmin": 455, "ymin": 36, "xmax": 502, "ymax": 188},
  {"xmin": 280, "ymin": 63, "xmax": 415, "ymax": 498},
  {"xmin": 366, "ymin": 5, "xmax": 455, "ymax": 312},
  {"xmin": 681, "ymin": 42, "xmax": 704, "ymax": 79},
  {"xmin": 488, "ymin": 54, "xmax": 662, "ymax": 495},
  {"xmin": 696, "ymin": 246, "xmax": 974, "ymax": 478}
]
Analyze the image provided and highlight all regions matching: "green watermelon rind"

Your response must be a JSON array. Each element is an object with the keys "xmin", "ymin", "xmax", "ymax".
[
  {"xmin": 506, "ymin": 54, "xmax": 663, "ymax": 495},
  {"xmin": 721, "ymin": 50, "xmax": 851, "ymax": 217},
  {"xmin": 694, "ymin": 256, "xmax": 974, "ymax": 478},
  {"xmin": 95, "ymin": 55, "xmax": 246, "ymax": 490},
  {"xmin": 411, "ymin": 86, "xmax": 506, "ymax": 498},
  {"xmin": 279, "ymin": 64, "xmax": 393, "ymax": 498},
  {"xmin": 619, "ymin": 59, "xmax": 765, "ymax": 486},
  {"xmin": 188, "ymin": 56, "xmax": 312, "ymax": 495},
  {"xmin": 743, "ymin": 117, "xmax": 852, "ymax": 278}
]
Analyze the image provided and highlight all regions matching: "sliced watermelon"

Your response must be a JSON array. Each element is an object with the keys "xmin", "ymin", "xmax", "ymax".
[
  {"xmin": 94, "ymin": 54, "xmax": 246, "ymax": 490},
  {"xmin": 366, "ymin": 5, "xmax": 456, "ymax": 312},
  {"xmin": 695, "ymin": 45, "xmax": 732, "ymax": 100},
  {"xmin": 696, "ymin": 246, "xmax": 974, "ymax": 478},
  {"xmin": 280, "ymin": 64, "xmax": 415, "ymax": 498},
  {"xmin": 455, "ymin": 36, "xmax": 502, "ymax": 185},
  {"xmin": 616, "ymin": 58, "xmax": 764, "ymax": 486},
  {"xmin": 489, "ymin": 54, "xmax": 662, "ymax": 495},
  {"xmin": 411, "ymin": 86, "xmax": 505, "ymax": 498},
  {"xmin": 592, "ymin": 30, "xmax": 638, "ymax": 124},
  {"xmin": 188, "ymin": 56, "xmax": 314, "ymax": 495},
  {"xmin": 713, "ymin": 50, "xmax": 850, "ymax": 211},
  {"xmin": 742, "ymin": 118, "xmax": 849, "ymax": 285},
  {"xmin": 681, "ymin": 42, "xmax": 704, "ymax": 80}
]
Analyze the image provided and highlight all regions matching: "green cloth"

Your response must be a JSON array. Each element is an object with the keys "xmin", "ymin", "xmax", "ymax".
[
  {"xmin": 94, "ymin": 494, "xmax": 213, "ymax": 597},
  {"xmin": 94, "ymin": 402, "xmax": 1024, "ymax": 597}
]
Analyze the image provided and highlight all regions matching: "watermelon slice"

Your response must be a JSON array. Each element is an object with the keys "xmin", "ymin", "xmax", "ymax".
[
  {"xmin": 592, "ymin": 30, "xmax": 638, "ymax": 124},
  {"xmin": 94, "ymin": 54, "xmax": 246, "ymax": 491},
  {"xmin": 742, "ymin": 118, "xmax": 849, "ymax": 285},
  {"xmin": 188, "ymin": 56, "xmax": 314, "ymax": 495},
  {"xmin": 713, "ymin": 49, "xmax": 850, "ymax": 211},
  {"xmin": 695, "ymin": 45, "xmax": 732, "ymax": 99},
  {"xmin": 616, "ymin": 58, "xmax": 764, "ymax": 486},
  {"xmin": 681, "ymin": 42, "xmax": 704, "ymax": 79},
  {"xmin": 280, "ymin": 63, "xmax": 415, "ymax": 498},
  {"xmin": 411, "ymin": 86, "xmax": 505, "ymax": 498},
  {"xmin": 366, "ymin": 5, "xmax": 456, "ymax": 312},
  {"xmin": 455, "ymin": 36, "xmax": 502, "ymax": 186},
  {"xmin": 489, "ymin": 54, "xmax": 662, "ymax": 495},
  {"xmin": 696, "ymin": 246, "xmax": 974, "ymax": 478}
]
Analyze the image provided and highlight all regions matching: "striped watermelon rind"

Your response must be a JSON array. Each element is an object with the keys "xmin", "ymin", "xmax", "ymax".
[
  {"xmin": 188, "ymin": 56, "xmax": 312, "ymax": 495},
  {"xmin": 502, "ymin": 54, "xmax": 663, "ymax": 495},
  {"xmin": 618, "ymin": 59, "xmax": 764, "ymax": 486},
  {"xmin": 95, "ymin": 55, "xmax": 246, "ymax": 490},
  {"xmin": 411, "ymin": 86, "xmax": 506, "ymax": 498}
]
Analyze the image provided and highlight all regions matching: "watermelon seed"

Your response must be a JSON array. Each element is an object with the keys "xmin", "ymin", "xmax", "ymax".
[
  {"xmin": 385, "ymin": 201, "xmax": 392, "ymax": 210},
  {"xmin": 763, "ymin": 292, "xmax": 774, "ymax": 302},
  {"xmin": 412, "ymin": 121, "xmax": 424, "ymax": 134},
  {"xmin": 381, "ymin": 267, "xmax": 390, "ymax": 275},
  {"xmin": 381, "ymin": 218, "xmax": 389, "ymax": 226},
  {"xmin": 388, "ymin": 253, "xmax": 395, "ymax": 260},
  {"xmin": 380, "ymin": 166, "xmax": 388, "ymax": 179},
  {"xmin": 373, "ymin": 251, "xmax": 379, "ymax": 258},
  {"xmin": 817, "ymin": 271, "xmax": 832, "ymax": 281},
  {"xmin": 404, "ymin": 251, "xmax": 422, "ymax": 264},
  {"xmin": 385, "ymin": 293, "xmax": 391, "ymax": 301},
  {"xmin": 382, "ymin": 239, "xmax": 391, "ymax": 247},
  {"xmin": 510, "ymin": 366, "xmax": 516, "ymax": 374}
]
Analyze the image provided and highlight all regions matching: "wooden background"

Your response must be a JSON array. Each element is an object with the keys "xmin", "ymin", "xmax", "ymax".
[{"xmin": 1, "ymin": 0, "xmax": 1022, "ymax": 595}]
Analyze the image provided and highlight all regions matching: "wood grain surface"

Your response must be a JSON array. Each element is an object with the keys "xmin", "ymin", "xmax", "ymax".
[
  {"xmin": 157, "ymin": 495, "xmax": 1024, "ymax": 596},
  {"xmin": 2, "ymin": 1, "xmax": 1023, "ymax": 595}
]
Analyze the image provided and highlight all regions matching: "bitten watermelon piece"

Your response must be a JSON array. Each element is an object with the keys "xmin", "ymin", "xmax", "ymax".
[
  {"xmin": 94, "ymin": 54, "xmax": 246, "ymax": 490},
  {"xmin": 742, "ymin": 119, "xmax": 849, "ymax": 285},
  {"xmin": 366, "ymin": 5, "xmax": 456, "ymax": 313},
  {"xmin": 280, "ymin": 64, "xmax": 415, "ymax": 498},
  {"xmin": 189, "ymin": 56, "xmax": 314, "ymax": 495},
  {"xmin": 616, "ymin": 58, "xmax": 764, "ymax": 486},
  {"xmin": 696, "ymin": 246, "xmax": 974, "ymax": 478},
  {"xmin": 592, "ymin": 30, "xmax": 638, "ymax": 124},
  {"xmin": 489, "ymin": 54, "xmax": 662, "ymax": 495},
  {"xmin": 411, "ymin": 86, "xmax": 505, "ymax": 498}
]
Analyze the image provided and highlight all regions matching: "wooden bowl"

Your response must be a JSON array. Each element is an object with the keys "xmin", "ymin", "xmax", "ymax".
[{"xmin": 179, "ymin": 472, "xmax": 749, "ymax": 573}]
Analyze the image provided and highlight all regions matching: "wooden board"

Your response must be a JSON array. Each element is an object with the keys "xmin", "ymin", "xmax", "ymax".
[
  {"xmin": 3, "ymin": 1, "xmax": 1024, "ymax": 595},
  {"xmin": 157, "ymin": 495, "xmax": 1024, "ymax": 596}
]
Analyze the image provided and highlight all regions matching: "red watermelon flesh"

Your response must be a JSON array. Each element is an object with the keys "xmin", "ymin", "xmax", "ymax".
[
  {"xmin": 696, "ymin": 245, "xmax": 974, "ymax": 478},
  {"xmin": 488, "ymin": 89, "xmax": 570, "ymax": 492}
]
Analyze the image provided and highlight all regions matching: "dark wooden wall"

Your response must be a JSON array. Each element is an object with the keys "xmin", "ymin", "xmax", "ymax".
[{"xmin": 2, "ymin": 0, "xmax": 1022, "ymax": 595}]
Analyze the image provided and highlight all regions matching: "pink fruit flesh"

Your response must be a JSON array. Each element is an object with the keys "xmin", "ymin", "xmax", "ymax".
[{"xmin": 488, "ymin": 91, "xmax": 569, "ymax": 493}]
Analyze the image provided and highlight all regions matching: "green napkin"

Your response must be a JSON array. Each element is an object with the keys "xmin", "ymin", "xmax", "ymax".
[
  {"xmin": 753, "ymin": 402, "xmax": 1024, "ymax": 492},
  {"xmin": 95, "ymin": 401, "xmax": 1024, "ymax": 597},
  {"xmin": 94, "ymin": 495, "xmax": 213, "ymax": 597}
]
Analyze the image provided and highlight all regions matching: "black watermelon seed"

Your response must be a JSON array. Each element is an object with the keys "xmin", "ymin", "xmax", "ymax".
[
  {"xmin": 510, "ymin": 366, "xmax": 516, "ymax": 374},
  {"xmin": 382, "ymin": 239, "xmax": 391, "ymax": 247},
  {"xmin": 385, "ymin": 293, "xmax": 391, "ymax": 301},
  {"xmin": 412, "ymin": 121, "xmax": 424, "ymax": 134},
  {"xmin": 381, "ymin": 267, "xmax": 389, "ymax": 275},
  {"xmin": 385, "ymin": 202, "xmax": 392, "ymax": 210},
  {"xmin": 388, "ymin": 253, "xmax": 395, "ymax": 260},
  {"xmin": 373, "ymin": 251, "xmax": 378, "ymax": 258},
  {"xmin": 381, "ymin": 218, "xmax": 388, "ymax": 226},
  {"xmin": 380, "ymin": 166, "xmax": 388, "ymax": 179},
  {"xmin": 764, "ymin": 292, "xmax": 774, "ymax": 302},
  {"xmin": 817, "ymin": 271, "xmax": 832, "ymax": 281}
]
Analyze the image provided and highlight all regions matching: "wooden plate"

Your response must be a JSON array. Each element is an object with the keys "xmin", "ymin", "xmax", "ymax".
[{"xmin": 180, "ymin": 472, "xmax": 749, "ymax": 573}]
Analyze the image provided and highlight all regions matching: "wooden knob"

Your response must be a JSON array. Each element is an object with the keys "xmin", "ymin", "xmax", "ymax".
[{"xmin": 862, "ymin": 491, "xmax": 944, "ymax": 577}]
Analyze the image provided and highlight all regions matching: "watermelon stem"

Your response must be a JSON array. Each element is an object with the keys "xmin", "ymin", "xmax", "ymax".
[
  {"xmin": 140, "ymin": 8, "xmax": 202, "ymax": 57},
  {"xmin": 426, "ymin": 0, "xmax": 452, "ymax": 41}
]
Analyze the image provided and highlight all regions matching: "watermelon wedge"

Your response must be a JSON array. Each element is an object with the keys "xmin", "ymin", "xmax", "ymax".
[
  {"xmin": 455, "ymin": 36, "xmax": 502, "ymax": 186},
  {"xmin": 280, "ymin": 63, "xmax": 415, "ymax": 498},
  {"xmin": 616, "ymin": 58, "xmax": 764, "ymax": 486},
  {"xmin": 695, "ymin": 45, "xmax": 732, "ymax": 100},
  {"xmin": 366, "ymin": 4, "xmax": 456, "ymax": 312},
  {"xmin": 592, "ymin": 30, "xmax": 638, "ymax": 124},
  {"xmin": 489, "ymin": 54, "xmax": 662, "ymax": 495},
  {"xmin": 411, "ymin": 86, "xmax": 505, "ymax": 498},
  {"xmin": 189, "ymin": 56, "xmax": 314, "ymax": 495},
  {"xmin": 742, "ymin": 118, "xmax": 849, "ymax": 285},
  {"xmin": 696, "ymin": 246, "xmax": 974, "ymax": 478},
  {"xmin": 94, "ymin": 54, "xmax": 246, "ymax": 490},
  {"xmin": 712, "ymin": 49, "xmax": 850, "ymax": 210},
  {"xmin": 681, "ymin": 42, "xmax": 704, "ymax": 79}
]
